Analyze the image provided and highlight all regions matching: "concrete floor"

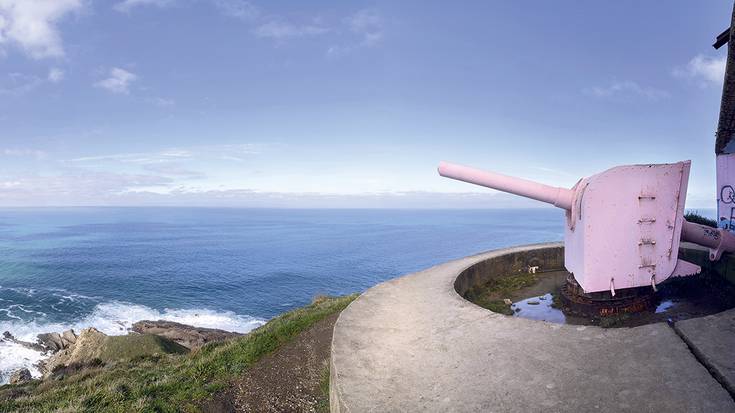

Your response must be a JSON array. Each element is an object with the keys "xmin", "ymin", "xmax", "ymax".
[{"xmin": 330, "ymin": 243, "xmax": 735, "ymax": 412}]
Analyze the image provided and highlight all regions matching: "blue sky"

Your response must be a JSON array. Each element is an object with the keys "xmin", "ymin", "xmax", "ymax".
[{"xmin": 0, "ymin": 0, "xmax": 731, "ymax": 207}]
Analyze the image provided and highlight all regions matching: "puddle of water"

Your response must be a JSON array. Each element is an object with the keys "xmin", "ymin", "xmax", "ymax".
[
  {"xmin": 510, "ymin": 293, "xmax": 566, "ymax": 324},
  {"xmin": 469, "ymin": 269, "xmax": 735, "ymax": 328},
  {"xmin": 655, "ymin": 299, "xmax": 675, "ymax": 314}
]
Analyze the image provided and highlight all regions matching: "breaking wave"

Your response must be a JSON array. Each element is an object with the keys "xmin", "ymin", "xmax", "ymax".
[{"xmin": 0, "ymin": 300, "xmax": 266, "ymax": 384}]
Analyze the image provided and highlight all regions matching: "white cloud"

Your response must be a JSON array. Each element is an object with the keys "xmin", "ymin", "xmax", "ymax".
[
  {"xmin": 131, "ymin": 2, "xmax": 377, "ymax": 52},
  {"xmin": 69, "ymin": 150, "xmax": 190, "ymax": 165},
  {"xmin": 212, "ymin": 0, "xmax": 259, "ymax": 21},
  {"xmin": 0, "ymin": 171, "xmax": 175, "ymax": 206},
  {"xmin": 326, "ymin": 45, "xmax": 347, "ymax": 58},
  {"xmin": 148, "ymin": 96, "xmax": 175, "ymax": 107},
  {"xmin": 347, "ymin": 9, "xmax": 383, "ymax": 46},
  {"xmin": 47, "ymin": 67, "xmax": 64, "ymax": 82},
  {"xmin": 254, "ymin": 20, "xmax": 329, "ymax": 40},
  {"xmin": 673, "ymin": 54, "xmax": 726, "ymax": 85},
  {"xmin": 583, "ymin": 80, "xmax": 669, "ymax": 101},
  {"xmin": 327, "ymin": 9, "xmax": 384, "ymax": 57},
  {"xmin": 0, "ymin": 0, "xmax": 83, "ymax": 59},
  {"xmin": 143, "ymin": 163, "xmax": 205, "ymax": 179},
  {"xmin": 0, "ymin": 72, "xmax": 44, "ymax": 95},
  {"xmin": 68, "ymin": 144, "xmax": 258, "ymax": 165},
  {"xmin": 94, "ymin": 67, "xmax": 138, "ymax": 94},
  {"xmin": 114, "ymin": 0, "xmax": 173, "ymax": 13},
  {"xmin": 214, "ymin": 1, "xmax": 322, "ymax": 40},
  {"xmin": 1, "ymin": 148, "xmax": 46, "ymax": 159},
  {"xmin": 0, "ymin": 68, "xmax": 66, "ymax": 96},
  {"xmin": 0, "ymin": 183, "xmax": 559, "ymax": 207}
]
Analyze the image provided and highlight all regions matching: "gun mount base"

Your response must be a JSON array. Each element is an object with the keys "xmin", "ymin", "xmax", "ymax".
[{"xmin": 560, "ymin": 274, "xmax": 656, "ymax": 318}]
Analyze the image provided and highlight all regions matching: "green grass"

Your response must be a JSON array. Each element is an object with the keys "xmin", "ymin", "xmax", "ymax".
[
  {"xmin": 478, "ymin": 299, "xmax": 514, "ymax": 315},
  {"xmin": 99, "ymin": 334, "xmax": 189, "ymax": 361},
  {"xmin": 316, "ymin": 365, "xmax": 331, "ymax": 413},
  {"xmin": 464, "ymin": 272, "xmax": 537, "ymax": 315},
  {"xmin": 0, "ymin": 294, "xmax": 357, "ymax": 413},
  {"xmin": 684, "ymin": 211, "xmax": 717, "ymax": 228}
]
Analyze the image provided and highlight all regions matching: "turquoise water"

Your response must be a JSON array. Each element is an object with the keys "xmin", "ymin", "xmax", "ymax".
[{"xmin": 0, "ymin": 207, "xmax": 566, "ymax": 380}]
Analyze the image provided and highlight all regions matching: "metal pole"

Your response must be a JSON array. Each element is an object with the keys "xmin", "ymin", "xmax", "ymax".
[{"xmin": 715, "ymin": 3, "xmax": 735, "ymax": 154}]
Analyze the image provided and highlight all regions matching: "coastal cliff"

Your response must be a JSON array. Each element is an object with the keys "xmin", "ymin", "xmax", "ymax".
[{"xmin": 0, "ymin": 294, "xmax": 356, "ymax": 412}]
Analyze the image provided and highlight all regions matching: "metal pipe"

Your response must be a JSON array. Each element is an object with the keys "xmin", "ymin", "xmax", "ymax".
[{"xmin": 438, "ymin": 161, "xmax": 574, "ymax": 210}]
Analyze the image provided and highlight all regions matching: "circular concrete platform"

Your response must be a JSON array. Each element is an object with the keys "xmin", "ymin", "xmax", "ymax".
[{"xmin": 329, "ymin": 243, "xmax": 735, "ymax": 412}]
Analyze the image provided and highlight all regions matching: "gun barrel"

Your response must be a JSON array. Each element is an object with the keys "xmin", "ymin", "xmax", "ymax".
[
  {"xmin": 438, "ymin": 161, "xmax": 574, "ymax": 210},
  {"xmin": 681, "ymin": 220, "xmax": 735, "ymax": 260}
]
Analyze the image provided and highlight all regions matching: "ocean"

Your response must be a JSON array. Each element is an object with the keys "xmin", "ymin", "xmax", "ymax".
[{"xmin": 0, "ymin": 207, "xmax": 566, "ymax": 382}]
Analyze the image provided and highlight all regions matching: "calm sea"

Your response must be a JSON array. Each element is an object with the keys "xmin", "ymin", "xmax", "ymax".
[{"xmin": 0, "ymin": 207, "xmax": 565, "ymax": 381}]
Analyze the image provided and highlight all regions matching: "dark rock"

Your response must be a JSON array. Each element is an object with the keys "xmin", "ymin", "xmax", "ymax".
[
  {"xmin": 8, "ymin": 368, "xmax": 32, "ymax": 385},
  {"xmin": 37, "ymin": 332, "xmax": 65, "ymax": 352},
  {"xmin": 131, "ymin": 320, "xmax": 242, "ymax": 349},
  {"xmin": 40, "ymin": 328, "xmax": 106, "ymax": 376},
  {"xmin": 36, "ymin": 330, "xmax": 77, "ymax": 353},
  {"xmin": 40, "ymin": 328, "xmax": 188, "ymax": 378},
  {"xmin": 61, "ymin": 329, "xmax": 77, "ymax": 348},
  {"xmin": 2, "ymin": 332, "xmax": 45, "ymax": 352}
]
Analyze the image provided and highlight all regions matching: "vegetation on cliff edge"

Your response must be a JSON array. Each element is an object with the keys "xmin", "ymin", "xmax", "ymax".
[
  {"xmin": 684, "ymin": 211, "xmax": 717, "ymax": 228},
  {"xmin": 0, "ymin": 294, "xmax": 357, "ymax": 413}
]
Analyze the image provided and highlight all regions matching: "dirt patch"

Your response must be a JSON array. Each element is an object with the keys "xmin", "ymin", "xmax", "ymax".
[{"xmin": 203, "ymin": 312, "xmax": 339, "ymax": 413}]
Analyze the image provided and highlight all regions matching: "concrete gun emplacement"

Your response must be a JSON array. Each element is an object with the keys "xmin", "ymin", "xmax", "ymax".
[{"xmin": 438, "ymin": 160, "xmax": 735, "ymax": 295}]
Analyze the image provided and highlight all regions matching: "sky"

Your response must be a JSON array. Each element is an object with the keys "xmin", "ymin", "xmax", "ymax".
[{"xmin": 0, "ymin": 0, "xmax": 732, "ymax": 208}]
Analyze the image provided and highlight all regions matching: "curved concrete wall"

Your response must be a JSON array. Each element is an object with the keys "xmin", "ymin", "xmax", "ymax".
[
  {"xmin": 454, "ymin": 243, "xmax": 720, "ymax": 300},
  {"xmin": 454, "ymin": 244, "xmax": 564, "ymax": 297}
]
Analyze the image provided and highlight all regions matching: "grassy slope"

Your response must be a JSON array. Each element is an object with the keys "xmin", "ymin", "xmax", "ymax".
[{"xmin": 0, "ymin": 294, "xmax": 357, "ymax": 413}]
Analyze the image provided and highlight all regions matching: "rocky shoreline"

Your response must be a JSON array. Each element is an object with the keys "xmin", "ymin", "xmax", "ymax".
[
  {"xmin": 1, "ymin": 320, "xmax": 243, "ymax": 385},
  {"xmin": 131, "ymin": 320, "xmax": 242, "ymax": 349}
]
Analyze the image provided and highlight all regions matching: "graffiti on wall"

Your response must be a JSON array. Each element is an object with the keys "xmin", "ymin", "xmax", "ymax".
[{"xmin": 719, "ymin": 184, "xmax": 735, "ymax": 230}]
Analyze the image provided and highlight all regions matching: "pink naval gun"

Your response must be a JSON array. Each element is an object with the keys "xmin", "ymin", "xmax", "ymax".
[{"xmin": 438, "ymin": 160, "xmax": 735, "ymax": 295}]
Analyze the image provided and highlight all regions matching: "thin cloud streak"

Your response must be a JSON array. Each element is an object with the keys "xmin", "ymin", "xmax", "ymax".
[
  {"xmin": 253, "ymin": 20, "xmax": 329, "ymax": 40},
  {"xmin": 327, "ymin": 9, "xmax": 384, "ymax": 57},
  {"xmin": 114, "ymin": 0, "xmax": 174, "ymax": 13},
  {"xmin": 583, "ymin": 80, "xmax": 669, "ymax": 101},
  {"xmin": 212, "ymin": 0, "xmax": 260, "ymax": 21},
  {"xmin": 0, "ymin": 175, "xmax": 555, "ymax": 208},
  {"xmin": 67, "ymin": 144, "xmax": 260, "ymax": 165},
  {"xmin": 0, "ymin": 72, "xmax": 45, "ymax": 95}
]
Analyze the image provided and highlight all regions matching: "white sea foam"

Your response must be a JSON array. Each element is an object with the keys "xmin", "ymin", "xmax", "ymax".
[
  {"xmin": 0, "ymin": 301, "xmax": 266, "ymax": 384},
  {"xmin": 0, "ymin": 341, "xmax": 47, "ymax": 383}
]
